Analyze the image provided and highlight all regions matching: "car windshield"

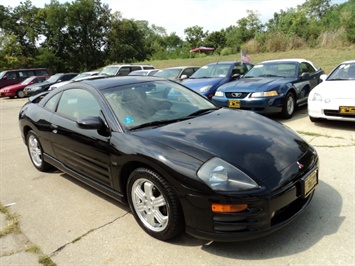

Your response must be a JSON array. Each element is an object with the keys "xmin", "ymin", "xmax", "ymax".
[
  {"xmin": 103, "ymin": 80, "xmax": 217, "ymax": 130},
  {"xmin": 99, "ymin": 66, "xmax": 119, "ymax": 76},
  {"xmin": 244, "ymin": 63, "xmax": 296, "ymax": 78},
  {"xmin": 0, "ymin": 71, "xmax": 5, "ymax": 79},
  {"xmin": 46, "ymin": 74, "xmax": 62, "ymax": 83},
  {"xmin": 154, "ymin": 69, "xmax": 181, "ymax": 79},
  {"xmin": 327, "ymin": 63, "xmax": 355, "ymax": 80},
  {"xmin": 190, "ymin": 64, "xmax": 231, "ymax": 78},
  {"xmin": 21, "ymin": 77, "xmax": 35, "ymax": 84}
]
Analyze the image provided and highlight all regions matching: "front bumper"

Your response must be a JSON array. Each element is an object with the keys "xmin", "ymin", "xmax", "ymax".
[
  {"xmin": 181, "ymin": 166, "xmax": 318, "ymax": 242},
  {"xmin": 308, "ymin": 100, "xmax": 355, "ymax": 122},
  {"xmin": 213, "ymin": 95, "xmax": 285, "ymax": 115}
]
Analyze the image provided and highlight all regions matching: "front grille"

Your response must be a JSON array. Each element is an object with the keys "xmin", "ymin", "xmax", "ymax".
[
  {"xmin": 324, "ymin": 109, "xmax": 355, "ymax": 118},
  {"xmin": 225, "ymin": 92, "xmax": 249, "ymax": 98}
]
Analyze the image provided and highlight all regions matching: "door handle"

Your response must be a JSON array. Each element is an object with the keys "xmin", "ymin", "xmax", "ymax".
[{"xmin": 51, "ymin": 124, "xmax": 58, "ymax": 134}]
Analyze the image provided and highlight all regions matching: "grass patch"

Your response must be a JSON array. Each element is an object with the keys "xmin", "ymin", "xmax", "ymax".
[
  {"xmin": 72, "ymin": 228, "xmax": 94, "ymax": 243},
  {"xmin": 26, "ymin": 244, "xmax": 42, "ymax": 254},
  {"xmin": 142, "ymin": 47, "xmax": 355, "ymax": 74},
  {"xmin": 39, "ymin": 255, "xmax": 57, "ymax": 266},
  {"xmin": 0, "ymin": 202, "xmax": 20, "ymax": 237}
]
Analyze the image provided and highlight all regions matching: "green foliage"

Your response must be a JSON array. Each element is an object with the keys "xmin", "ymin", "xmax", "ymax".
[{"xmin": 0, "ymin": 0, "xmax": 353, "ymax": 72}]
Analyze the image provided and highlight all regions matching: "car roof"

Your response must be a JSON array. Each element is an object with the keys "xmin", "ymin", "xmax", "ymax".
[
  {"xmin": 206, "ymin": 61, "xmax": 243, "ymax": 65},
  {"xmin": 103, "ymin": 64, "xmax": 154, "ymax": 67},
  {"xmin": 339, "ymin": 60, "xmax": 355, "ymax": 64},
  {"xmin": 79, "ymin": 76, "xmax": 164, "ymax": 91},
  {"xmin": 260, "ymin": 58, "xmax": 311, "ymax": 64},
  {"xmin": 162, "ymin": 66, "xmax": 200, "ymax": 69}
]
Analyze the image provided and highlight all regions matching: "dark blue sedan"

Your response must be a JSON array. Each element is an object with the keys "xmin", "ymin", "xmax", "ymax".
[
  {"xmin": 182, "ymin": 61, "xmax": 254, "ymax": 99},
  {"xmin": 212, "ymin": 59, "xmax": 324, "ymax": 118}
]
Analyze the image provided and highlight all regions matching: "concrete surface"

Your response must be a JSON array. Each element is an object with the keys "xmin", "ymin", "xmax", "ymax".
[{"xmin": 0, "ymin": 97, "xmax": 354, "ymax": 265}]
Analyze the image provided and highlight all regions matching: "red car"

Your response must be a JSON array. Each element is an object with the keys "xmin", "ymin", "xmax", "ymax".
[{"xmin": 0, "ymin": 75, "xmax": 48, "ymax": 98}]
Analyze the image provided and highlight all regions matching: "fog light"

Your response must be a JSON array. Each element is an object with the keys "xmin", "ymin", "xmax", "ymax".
[{"xmin": 211, "ymin": 203, "xmax": 248, "ymax": 213}]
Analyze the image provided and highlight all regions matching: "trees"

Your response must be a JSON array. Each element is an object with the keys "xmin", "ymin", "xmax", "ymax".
[{"xmin": 0, "ymin": 0, "xmax": 354, "ymax": 72}]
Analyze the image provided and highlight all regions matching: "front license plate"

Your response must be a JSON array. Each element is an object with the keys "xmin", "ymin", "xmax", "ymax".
[
  {"xmin": 339, "ymin": 106, "xmax": 355, "ymax": 115},
  {"xmin": 301, "ymin": 170, "xmax": 318, "ymax": 198},
  {"xmin": 228, "ymin": 100, "xmax": 241, "ymax": 108}
]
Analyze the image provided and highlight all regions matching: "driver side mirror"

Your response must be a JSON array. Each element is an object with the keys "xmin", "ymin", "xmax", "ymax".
[{"xmin": 300, "ymin": 72, "xmax": 310, "ymax": 79}]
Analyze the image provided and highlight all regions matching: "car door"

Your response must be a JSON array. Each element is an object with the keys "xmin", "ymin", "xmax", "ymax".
[
  {"xmin": 49, "ymin": 87, "xmax": 113, "ymax": 187},
  {"xmin": 295, "ymin": 62, "xmax": 317, "ymax": 104}
]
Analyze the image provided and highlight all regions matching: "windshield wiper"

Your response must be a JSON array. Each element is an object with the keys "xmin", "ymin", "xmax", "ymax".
[
  {"xmin": 129, "ymin": 118, "xmax": 188, "ymax": 130},
  {"xmin": 259, "ymin": 74, "xmax": 280, "ymax": 77},
  {"xmin": 186, "ymin": 108, "xmax": 218, "ymax": 118}
]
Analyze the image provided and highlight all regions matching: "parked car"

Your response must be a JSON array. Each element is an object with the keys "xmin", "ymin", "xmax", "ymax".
[
  {"xmin": 19, "ymin": 76, "xmax": 319, "ymax": 242},
  {"xmin": 24, "ymin": 73, "xmax": 78, "ymax": 96},
  {"xmin": 182, "ymin": 61, "xmax": 253, "ymax": 99},
  {"xmin": 99, "ymin": 64, "xmax": 155, "ymax": 76},
  {"xmin": 308, "ymin": 60, "xmax": 355, "ymax": 122},
  {"xmin": 212, "ymin": 59, "xmax": 324, "ymax": 118},
  {"xmin": 48, "ymin": 71, "xmax": 99, "ymax": 91},
  {"xmin": 0, "ymin": 76, "xmax": 48, "ymax": 98},
  {"xmin": 128, "ymin": 69, "xmax": 160, "ymax": 76},
  {"xmin": 153, "ymin": 66, "xmax": 200, "ymax": 81},
  {"xmin": 0, "ymin": 68, "xmax": 50, "ymax": 89}
]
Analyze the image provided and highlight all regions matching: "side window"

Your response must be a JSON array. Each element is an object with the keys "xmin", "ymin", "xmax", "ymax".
[
  {"xmin": 117, "ymin": 67, "xmax": 130, "ymax": 76},
  {"xmin": 130, "ymin": 66, "xmax": 141, "ymax": 72},
  {"xmin": 57, "ymin": 89, "xmax": 100, "ymax": 120},
  {"xmin": 299, "ymin": 63, "xmax": 308, "ymax": 75},
  {"xmin": 7, "ymin": 72, "xmax": 17, "ymax": 80},
  {"xmin": 305, "ymin": 63, "xmax": 315, "ymax": 73},
  {"xmin": 181, "ymin": 68, "xmax": 194, "ymax": 77},
  {"xmin": 61, "ymin": 75, "xmax": 75, "ymax": 81},
  {"xmin": 44, "ymin": 93, "xmax": 61, "ymax": 111},
  {"xmin": 21, "ymin": 71, "xmax": 35, "ymax": 77},
  {"xmin": 35, "ymin": 69, "xmax": 49, "ymax": 76}
]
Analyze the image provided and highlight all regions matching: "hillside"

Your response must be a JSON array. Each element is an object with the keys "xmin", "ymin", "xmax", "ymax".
[{"xmin": 142, "ymin": 48, "xmax": 355, "ymax": 74}]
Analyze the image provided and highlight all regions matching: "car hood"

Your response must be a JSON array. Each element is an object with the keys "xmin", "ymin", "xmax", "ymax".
[
  {"xmin": 25, "ymin": 80, "xmax": 54, "ymax": 89},
  {"xmin": 312, "ymin": 80, "xmax": 355, "ymax": 98},
  {"xmin": 219, "ymin": 77, "xmax": 293, "ymax": 92},
  {"xmin": 182, "ymin": 77, "xmax": 225, "ymax": 90},
  {"xmin": 133, "ymin": 108, "xmax": 314, "ymax": 183},
  {"xmin": 1, "ymin": 83, "xmax": 26, "ymax": 90}
]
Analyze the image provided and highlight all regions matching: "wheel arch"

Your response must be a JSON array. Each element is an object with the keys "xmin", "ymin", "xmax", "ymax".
[{"xmin": 119, "ymin": 158, "xmax": 182, "ymax": 203}]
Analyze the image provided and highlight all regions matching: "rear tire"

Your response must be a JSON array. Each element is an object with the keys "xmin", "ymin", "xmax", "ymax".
[
  {"xmin": 127, "ymin": 168, "xmax": 184, "ymax": 241},
  {"xmin": 26, "ymin": 130, "xmax": 52, "ymax": 172},
  {"xmin": 281, "ymin": 92, "xmax": 296, "ymax": 119}
]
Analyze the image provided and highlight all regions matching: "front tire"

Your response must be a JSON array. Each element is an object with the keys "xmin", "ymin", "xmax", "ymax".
[
  {"xmin": 127, "ymin": 168, "xmax": 184, "ymax": 241},
  {"xmin": 281, "ymin": 92, "xmax": 296, "ymax": 119},
  {"xmin": 16, "ymin": 90, "xmax": 25, "ymax": 98},
  {"xmin": 26, "ymin": 130, "xmax": 52, "ymax": 172}
]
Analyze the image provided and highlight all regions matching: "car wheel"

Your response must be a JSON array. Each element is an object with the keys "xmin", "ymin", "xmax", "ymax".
[
  {"xmin": 127, "ymin": 168, "xmax": 184, "ymax": 241},
  {"xmin": 281, "ymin": 92, "xmax": 296, "ymax": 119},
  {"xmin": 309, "ymin": 116, "xmax": 322, "ymax": 123},
  {"xmin": 26, "ymin": 130, "xmax": 52, "ymax": 172},
  {"xmin": 16, "ymin": 89, "xmax": 25, "ymax": 98}
]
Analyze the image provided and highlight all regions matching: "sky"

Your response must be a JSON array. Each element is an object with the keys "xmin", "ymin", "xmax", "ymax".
[{"xmin": 1, "ymin": 0, "xmax": 348, "ymax": 38}]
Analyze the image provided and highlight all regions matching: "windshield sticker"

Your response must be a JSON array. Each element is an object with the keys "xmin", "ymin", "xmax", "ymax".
[{"xmin": 124, "ymin": 117, "xmax": 134, "ymax": 124}]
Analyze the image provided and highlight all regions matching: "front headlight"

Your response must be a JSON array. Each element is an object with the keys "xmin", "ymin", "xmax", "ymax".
[
  {"xmin": 199, "ymin": 85, "xmax": 212, "ymax": 93},
  {"xmin": 251, "ymin": 90, "xmax": 278, "ymax": 98},
  {"xmin": 310, "ymin": 92, "xmax": 323, "ymax": 101},
  {"xmin": 214, "ymin": 91, "xmax": 224, "ymax": 97},
  {"xmin": 197, "ymin": 157, "xmax": 258, "ymax": 192}
]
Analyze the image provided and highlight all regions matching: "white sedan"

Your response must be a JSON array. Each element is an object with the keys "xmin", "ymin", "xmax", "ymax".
[{"xmin": 308, "ymin": 60, "xmax": 355, "ymax": 122}]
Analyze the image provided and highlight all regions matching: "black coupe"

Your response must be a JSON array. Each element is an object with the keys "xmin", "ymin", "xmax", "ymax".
[{"xmin": 19, "ymin": 76, "xmax": 319, "ymax": 242}]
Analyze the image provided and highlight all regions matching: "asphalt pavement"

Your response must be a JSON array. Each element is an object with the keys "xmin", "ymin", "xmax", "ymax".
[{"xmin": 0, "ymin": 97, "xmax": 354, "ymax": 265}]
